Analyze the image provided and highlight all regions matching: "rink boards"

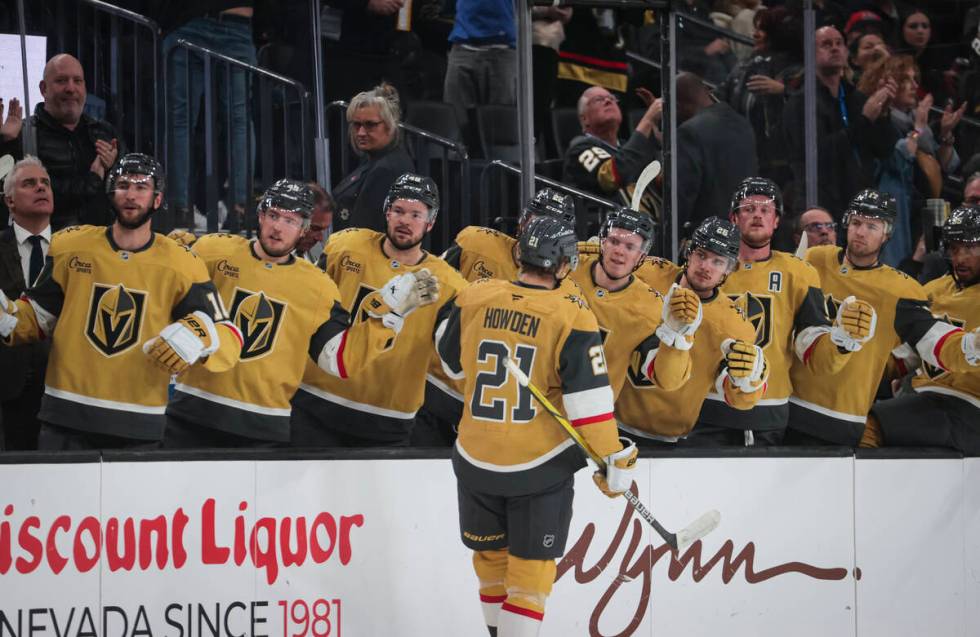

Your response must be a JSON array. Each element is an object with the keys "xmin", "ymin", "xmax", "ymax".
[{"xmin": 0, "ymin": 450, "xmax": 977, "ymax": 637}]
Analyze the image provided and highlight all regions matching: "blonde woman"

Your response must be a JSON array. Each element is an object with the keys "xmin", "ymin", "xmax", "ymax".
[{"xmin": 333, "ymin": 83, "xmax": 415, "ymax": 232}]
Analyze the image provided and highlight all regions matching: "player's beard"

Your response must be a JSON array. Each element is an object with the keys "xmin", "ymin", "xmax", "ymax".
[
  {"xmin": 845, "ymin": 240, "xmax": 881, "ymax": 264},
  {"xmin": 386, "ymin": 226, "xmax": 425, "ymax": 251},
  {"xmin": 114, "ymin": 205, "xmax": 154, "ymax": 230}
]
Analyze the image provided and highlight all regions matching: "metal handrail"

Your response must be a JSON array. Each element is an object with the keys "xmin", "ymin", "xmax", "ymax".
[
  {"xmin": 327, "ymin": 100, "xmax": 470, "ymax": 163},
  {"xmin": 482, "ymin": 160, "xmax": 619, "ymax": 211},
  {"xmin": 78, "ymin": 0, "xmax": 158, "ymax": 29},
  {"xmin": 177, "ymin": 39, "xmax": 309, "ymax": 92},
  {"xmin": 626, "ymin": 50, "xmax": 718, "ymax": 90},
  {"xmin": 168, "ymin": 39, "xmax": 312, "ymax": 233},
  {"xmin": 676, "ymin": 11, "xmax": 755, "ymax": 46}
]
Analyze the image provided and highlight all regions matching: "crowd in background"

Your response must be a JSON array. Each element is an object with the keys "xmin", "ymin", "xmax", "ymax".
[{"xmin": 0, "ymin": 0, "xmax": 978, "ymax": 453}]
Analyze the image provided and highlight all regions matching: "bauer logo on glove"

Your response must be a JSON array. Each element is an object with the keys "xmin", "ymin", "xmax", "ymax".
[{"xmin": 830, "ymin": 295, "xmax": 877, "ymax": 352}]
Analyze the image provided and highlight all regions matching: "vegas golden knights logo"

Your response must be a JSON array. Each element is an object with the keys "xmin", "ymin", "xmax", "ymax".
[
  {"xmin": 85, "ymin": 283, "xmax": 147, "ymax": 356},
  {"xmin": 229, "ymin": 289, "xmax": 287, "ymax": 360},
  {"xmin": 729, "ymin": 291, "xmax": 773, "ymax": 348}
]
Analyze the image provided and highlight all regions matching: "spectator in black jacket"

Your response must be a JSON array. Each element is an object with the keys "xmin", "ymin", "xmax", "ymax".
[
  {"xmin": 332, "ymin": 83, "xmax": 415, "ymax": 232},
  {"xmin": 782, "ymin": 26, "xmax": 898, "ymax": 217},
  {"xmin": 0, "ymin": 54, "xmax": 121, "ymax": 229},
  {"xmin": 674, "ymin": 72, "xmax": 758, "ymax": 227},
  {"xmin": 716, "ymin": 7, "xmax": 803, "ymax": 187}
]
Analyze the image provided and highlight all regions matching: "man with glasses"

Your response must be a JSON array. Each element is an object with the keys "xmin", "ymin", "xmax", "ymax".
[
  {"xmin": 795, "ymin": 207, "xmax": 839, "ymax": 248},
  {"xmin": 562, "ymin": 86, "xmax": 662, "ymax": 208},
  {"xmin": 693, "ymin": 177, "xmax": 870, "ymax": 446},
  {"xmin": 164, "ymin": 179, "xmax": 421, "ymax": 448},
  {"xmin": 291, "ymin": 173, "xmax": 466, "ymax": 447},
  {"xmin": 860, "ymin": 205, "xmax": 980, "ymax": 453}
]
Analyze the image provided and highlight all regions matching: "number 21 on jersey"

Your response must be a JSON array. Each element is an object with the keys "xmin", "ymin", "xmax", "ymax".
[{"xmin": 471, "ymin": 340, "xmax": 537, "ymax": 423}]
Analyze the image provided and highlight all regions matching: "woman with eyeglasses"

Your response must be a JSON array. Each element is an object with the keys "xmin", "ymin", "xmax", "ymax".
[
  {"xmin": 332, "ymin": 83, "xmax": 415, "ymax": 233},
  {"xmin": 857, "ymin": 54, "xmax": 965, "ymax": 267}
]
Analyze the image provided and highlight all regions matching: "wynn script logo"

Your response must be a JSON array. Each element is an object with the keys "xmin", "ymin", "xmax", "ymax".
[{"xmin": 556, "ymin": 485, "xmax": 849, "ymax": 636}]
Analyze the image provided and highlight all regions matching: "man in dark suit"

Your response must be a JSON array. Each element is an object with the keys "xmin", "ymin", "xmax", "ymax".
[
  {"xmin": 674, "ymin": 72, "xmax": 759, "ymax": 228},
  {"xmin": 0, "ymin": 156, "xmax": 54, "ymax": 450}
]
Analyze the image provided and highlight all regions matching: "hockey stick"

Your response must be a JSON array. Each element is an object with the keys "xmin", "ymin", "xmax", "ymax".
[
  {"xmin": 504, "ymin": 357, "xmax": 720, "ymax": 552},
  {"xmin": 630, "ymin": 160, "xmax": 662, "ymax": 212},
  {"xmin": 794, "ymin": 228, "xmax": 809, "ymax": 259}
]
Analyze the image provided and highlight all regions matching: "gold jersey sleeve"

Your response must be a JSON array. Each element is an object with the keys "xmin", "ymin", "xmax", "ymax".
[
  {"xmin": 299, "ymin": 228, "xmax": 468, "ymax": 419},
  {"xmin": 440, "ymin": 278, "xmax": 620, "ymax": 495},
  {"xmin": 6, "ymin": 226, "xmax": 219, "ymax": 440},
  {"xmin": 168, "ymin": 234, "xmax": 393, "ymax": 441},
  {"xmin": 443, "ymin": 226, "xmax": 520, "ymax": 283},
  {"xmin": 633, "ymin": 256, "xmax": 684, "ymax": 294},
  {"xmin": 569, "ymin": 251, "xmax": 685, "ymax": 400},
  {"xmin": 616, "ymin": 290, "xmax": 756, "ymax": 439},
  {"xmin": 910, "ymin": 275, "xmax": 980, "ymax": 404},
  {"xmin": 788, "ymin": 245, "xmax": 927, "ymax": 443}
]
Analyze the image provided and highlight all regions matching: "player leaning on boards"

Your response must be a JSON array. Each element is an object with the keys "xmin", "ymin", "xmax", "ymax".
[
  {"xmin": 786, "ymin": 190, "xmax": 927, "ymax": 444},
  {"xmin": 616, "ymin": 217, "xmax": 767, "ymax": 445},
  {"xmin": 569, "ymin": 208, "xmax": 699, "ymax": 398},
  {"xmin": 861, "ymin": 205, "xmax": 980, "ymax": 451},
  {"xmin": 694, "ymin": 177, "xmax": 873, "ymax": 446},
  {"xmin": 164, "ymin": 180, "xmax": 422, "ymax": 448},
  {"xmin": 416, "ymin": 188, "xmax": 578, "ymax": 445},
  {"xmin": 435, "ymin": 216, "xmax": 637, "ymax": 637},
  {"xmin": 290, "ymin": 173, "xmax": 465, "ymax": 447},
  {"xmin": 0, "ymin": 153, "xmax": 241, "ymax": 450}
]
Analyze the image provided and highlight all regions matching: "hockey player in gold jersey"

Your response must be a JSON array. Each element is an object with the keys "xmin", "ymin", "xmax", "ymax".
[
  {"xmin": 0, "ymin": 154, "xmax": 242, "ymax": 449},
  {"xmin": 436, "ymin": 216, "xmax": 636, "ymax": 637},
  {"xmin": 695, "ymin": 178, "xmax": 870, "ymax": 445},
  {"xmin": 616, "ymin": 217, "xmax": 769, "ymax": 444},
  {"xmin": 163, "ymin": 180, "xmax": 433, "ymax": 447},
  {"xmin": 414, "ymin": 188, "xmax": 579, "ymax": 445},
  {"xmin": 787, "ymin": 190, "xmax": 927, "ymax": 444},
  {"xmin": 289, "ymin": 174, "xmax": 466, "ymax": 446},
  {"xmin": 861, "ymin": 205, "xmax": 980, "ymax": 452},
  {"xmin": 442, "ymin": 187, "xmax": 577, "ymax": 282},
  {"xmin": 568, "ymin": 208, "xmax": 699, "ymax": 398}
]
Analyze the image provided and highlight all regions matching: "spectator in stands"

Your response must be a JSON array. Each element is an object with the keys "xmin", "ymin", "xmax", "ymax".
[
  {"xmin": 842, "ymin": 9, "xmax": 885, "ymax": 45},
  {"xmin": 0, "ymin": 54, "xmax": 120, "ymax": 229},
  {"xmin": 895, "ymin": 8, "xmax": 954, "ymax": 104},
  {"xmin": 857, "ymin": 55, "xmax": 964, "ymax": 267},
  {"xmin": 163, "ymin": 6, "xmax": 256, "ymax": 229},
  {"xmin": 532, "ymin": 4, "xmax": 572, "ymax": 158},
  {"xmin": 730, "ymin": 0, "xmax": 762, "ymax": 62},
  {"xmin": 332, "ymin": 84, "xmax": 414, "ymax": 232},
  {"xmin": 674, "ymin": 72, "xmax": 757, "ymax": 228},
  {"xmin": 294, "ymin": 182, "xmax": 334, "ymax": 268},
  {"xmin": 793, "ymin": 206, "xmax": 839, "ymax": 247},
  {"xmin": 443, "ymin": 0, "xmax": 516, "ymax": 134},
  {"xmin": 849, "ymin": 30, "xmax": 891, "ymax": 83},
  {"xmin": 0, "ymin": 157, "xmax": 53, "ymax": 451},
  {"xmin": 677, "ymin": 0, "xmax": 737, "ymax": 85},
  {"xmin": 967, "ymin": 172, "xmax": 980, "ymax": 206},
  {"xmin": 716, "ymin": 7, "xmax": 803, "ymax": 186},
  {"xmin": 783, "ymin": 26, "xmax": 899, "ymax": 218},
  {"xmin": 844, "ymin": 0, "xmax": 909, "ymax": 46},
  {"xmin": 562, "ymin": 86, "xmax": 662, "ymax": 210}
]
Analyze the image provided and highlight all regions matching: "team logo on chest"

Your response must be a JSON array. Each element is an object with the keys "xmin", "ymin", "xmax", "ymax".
[
  {"xmin": 85, "ymin": 283, "xmax": 148, "ymax": 357},
  {"xmin": 229, "ymin": 288, "xmax": 287, "ymax": 360},
  {"xmin": 729, "ymin": 291, "xmax": 773, "ymax": 348}
]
